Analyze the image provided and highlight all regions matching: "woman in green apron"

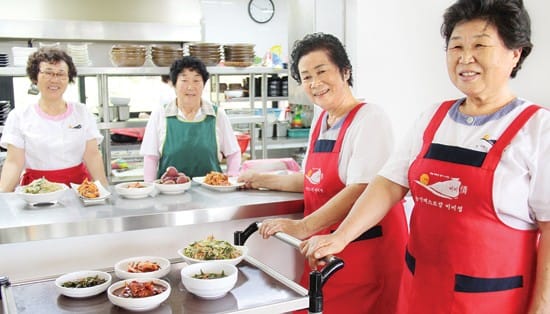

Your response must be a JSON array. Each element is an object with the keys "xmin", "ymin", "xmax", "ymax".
[{"xmin": 140, "ymin": 56, "xmax": 241, "ymax": 180}]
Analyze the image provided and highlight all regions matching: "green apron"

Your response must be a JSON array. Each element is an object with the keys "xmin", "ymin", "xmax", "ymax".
[{"xmin": 157, "ymin": 107, "xmax": 221, "ymax": 178}]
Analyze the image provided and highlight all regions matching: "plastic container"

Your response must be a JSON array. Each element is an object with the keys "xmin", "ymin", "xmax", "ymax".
[
  {"xmin": 236, "ymin": 133, "xmax": 251, "ymax": 153},
  {"xmin": 287, "ymin": 128, "xmax": 310, "ymax": 138},
  {"xmin": 116, "ymin": 105, "xmax": 130, "ymax": 121}
]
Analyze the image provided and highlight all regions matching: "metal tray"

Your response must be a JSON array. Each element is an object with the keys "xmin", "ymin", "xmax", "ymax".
[{"xmin": 1, "ymin": 257, "xmax": 308, "ymax": 314}]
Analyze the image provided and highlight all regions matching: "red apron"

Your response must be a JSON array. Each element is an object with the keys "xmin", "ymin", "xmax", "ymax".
[
  {"xmin": 399, "ymin": 100, "xmax": 541, "ymax": 313},
  {"xmin": 300, "ymin": 103, "xmax": 408, "ymax": 314},
  {"xmin": 21, "ymin": 162, "xmax": 92, "ymax": 187}
]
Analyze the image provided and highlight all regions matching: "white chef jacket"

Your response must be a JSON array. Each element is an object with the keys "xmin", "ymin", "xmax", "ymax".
[
  {"xmin": 139, "ymin": 98, "xmax": 240, "ymax": 160},
  {"xmin": 0, "ymin": 102, "xmax": 103, "ymax": 170},
  {"xmin": 380, "ymin": 98, "xmax": 550, "ymax": 230},
  {"xmin": 304, "ymin": 102, "xmax": 395, "ymax": 185}
]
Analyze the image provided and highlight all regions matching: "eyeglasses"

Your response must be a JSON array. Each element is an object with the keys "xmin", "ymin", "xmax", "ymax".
[{"xmin": 39, "ymin": 70, "xmax": 69, "ymax": 81}]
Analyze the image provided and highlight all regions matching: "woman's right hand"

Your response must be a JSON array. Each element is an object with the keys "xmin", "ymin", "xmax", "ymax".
[
  {"xmin": 237, "ymin": 170, "xmax": 260, "ymax": 189},
  {"xmin": 300, "ymin": 233, "xmax": 347, "ymax": 268},
  {"xmin": 259, "ymin": 218, "xmax": 308, "ymax": 240}
]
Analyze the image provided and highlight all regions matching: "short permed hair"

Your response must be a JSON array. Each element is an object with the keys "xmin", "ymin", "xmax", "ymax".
[
  {"xmin": 290, "ymin": 33, "xmax": 353, "ymax": 87},
  {"xmin": 169, "ymin": 56, "xmax": 210, "ymax": 85},
  {"xmin": 26, "ymin": 47, "xmax": 77, "ymax": 83},
  {"xmin": 441, "ymin": 0, "xmax": 532, "ymax": 78}
]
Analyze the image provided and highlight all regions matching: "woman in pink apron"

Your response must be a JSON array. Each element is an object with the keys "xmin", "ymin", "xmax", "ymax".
[
  {"xmin": 0, "ymin": 48, "xmax": 107, "ymax": 191},
  {"xmin": 301, "ymin": 1, "xmax": 550, "ymax": 313},
  {"xmin": 239, "ymin": 33, "xmax": 408, "ymax": 314}
]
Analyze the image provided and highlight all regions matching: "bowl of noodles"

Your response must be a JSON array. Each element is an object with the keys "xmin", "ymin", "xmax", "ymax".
[
  {"xmin": 15, "ymin": 177, "xmax": 68, "ymax": 205},
  {"xmin": 178, "ymin": 235, "xmax": 247, "ymax": 265}
]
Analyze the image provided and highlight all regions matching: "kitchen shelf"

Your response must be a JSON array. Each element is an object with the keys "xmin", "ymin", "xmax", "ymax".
[
  {"xmin": 209, "ymin": 67, "xmax": 294, "ymax": 159},
  {"xmin": 0, "ymin": 66, "xmax": 300, "ymax": 183},
  {"xmin": 260, "ymin": 137, "xmax": 309, "ymax": 150}
]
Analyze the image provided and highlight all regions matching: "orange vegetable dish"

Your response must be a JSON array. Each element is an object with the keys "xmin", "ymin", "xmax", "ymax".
[
  {"xmin": 204, "ymin": 171, "xmax": 230, "ymax": 186},
  {"xmin": 78, "ymin": 178, "xmax": 100, "ymax": 198}
]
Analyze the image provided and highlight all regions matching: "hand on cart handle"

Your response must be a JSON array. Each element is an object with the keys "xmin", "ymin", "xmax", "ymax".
[
  {"xmin": 257, "ymin": 218, "xmax": 309, "ymax": 240},
  {"xmin": 300, "ymin": 233, "xmax": 348, "ymax": 269},
  {"xmin": 234, "ymin": 221, "xmax": 344, "ymax": 268},
  {"xmin": 256, "ymin": 222, "xmax": 342, "ymax": 267}
]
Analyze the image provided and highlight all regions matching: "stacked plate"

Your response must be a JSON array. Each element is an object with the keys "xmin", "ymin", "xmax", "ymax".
[
  {"xmin": 151, "ymin": 45, "xmax": 183, "ymax": 67},
  {"xmin": 12, "ymin": 47, "xmax": 37, "ymax": 66},
  {"xmin": 67, "ymin": 43, "xmax": 91, "ymax": 67},
  {"xmin": 223, "ymin": 44, "xmax": 255, "ymax": 67},
  {"xmin": 188, "ymin": 43, "xmax": 221, "ymax": 66},
  {"xmin": 110, "ymin": 45, "xmax": 147, "ymax": 67},
  {"xmin": 0, "ymin": 100, "xmax": 11, "ymax": 125},
  {"xmin": 0, "ymin": 53, "xmax": 8, "ymax": 67}
]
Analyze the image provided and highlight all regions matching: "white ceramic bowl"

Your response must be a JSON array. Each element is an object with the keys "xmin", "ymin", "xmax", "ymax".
[
  {"xmin": 115, "ymin": 182, "xmax": 155, "ymax": 199},
  {"xmin": 177, "ymin": 245, "xmax": 247, "ymax": 266},
  {"xmin": 180, "ymin": 262, "xmax": 238, "ymax": 299},
  {"xmin": 108, "ymin": 278, "xmax": 171, "ymax": 312},
  {"xmin": 15, "ymin": 183, "xmax": 68, "ymax": 205},
  {"xmin": 224, "ymin": 90, "xmax": 244, "ymax": 98},
  {"xmin": 154, "ymin": 180, "xmax": 191, "ymax": 195},
  {"xmin": 55, "ymin": 270, "xmax": 112, "ymax": 298},
  {"xmin": 114, "ymin": 256, "xmax": 171, "ymax": 279},
  {"xmin": 110, "ymin": 97, "xmax": 130, "ymax": 106}
]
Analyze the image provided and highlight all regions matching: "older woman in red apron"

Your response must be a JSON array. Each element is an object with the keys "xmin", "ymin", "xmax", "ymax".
[
  {"xmin": 301, "ymin": 1, "xmax": 550, "ymax": 313},
  {"xmin": 239, "ymin": 33, "xmax": 408, "ymax": 314},
  {"xmin": 0, "ymin": 48, "xmax": 107, "ymax": 191}
]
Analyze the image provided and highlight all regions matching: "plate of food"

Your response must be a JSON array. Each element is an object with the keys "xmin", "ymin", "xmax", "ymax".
[
  {"xmin": 107, "ymin": 278, "xmax": 171, "ymax": 312},
  {"xmin": 114, "ymin": 256, "xmax": 171, "ymax": 279},
  {"xmin": 192, "ymin": 171, "xmax": 244, "ymax": 192},
  {"xmin": 70, "ymin": 179, "xmax": 111, "ymax": 203},
  {"xmin": 115, "ymin": 181, "xmax": 155, "ymax": 199},
  {"xmin": 15, "ymin": 177, "xmax": 68, "ymax": 205},
  {"xmin": 55, "ymin": 270, "xmax": 112, "ymax": 298},
  {"xmin": 177, "ymin": 235, "xmax": 247, "ymax": 266},
  {"xmin": 154, "ymin": 166, "xmax": 191, "ymax": 195}
]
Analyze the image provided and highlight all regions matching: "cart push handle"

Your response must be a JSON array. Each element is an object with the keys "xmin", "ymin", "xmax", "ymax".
[
  {"xmin": 1, "ymin": 276, "xmax": 18, "ymax": 314},
  {"xmin": 234, "ymin": 221, "xmax": 344, "ymax": 314}
]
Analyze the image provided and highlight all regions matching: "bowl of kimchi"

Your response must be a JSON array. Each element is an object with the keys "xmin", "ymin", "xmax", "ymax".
[
  {"xmin": 107, "ymin": 278, "xmax": 170, "ymax": 311},
  {"xmin": 114, "ymin": 256, "xmax": 171, "ymax": 279}
]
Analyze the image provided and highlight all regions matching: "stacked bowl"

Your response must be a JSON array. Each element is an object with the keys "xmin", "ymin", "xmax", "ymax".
[
  {"xmin": 0, "ymin": 53, "xmax": 8, "ymax": 67},
  {"xmin": 12, "ymin": 47, "xmax": 37, "ymax": 66},
  {"xmin": 151, "ymin": 45, "xmax": 183, "ymax": 67},
  {"xmin": 0, "ymin": 100, "xmax": 11, "ymax": 125},
  {"xmin": 188, "ymin": 43, "xmax": 221, "ymax": 66},
  {"xmin": 223, "ymin": 44, "xmax": 255, "ymax": 67},
  {"xmin": 67, "ymin": 43, "xmax": 91, "ymax": 67},
  {"xmin": 110, "ymin": 45, "xmax": 147, "ymax": 67}
]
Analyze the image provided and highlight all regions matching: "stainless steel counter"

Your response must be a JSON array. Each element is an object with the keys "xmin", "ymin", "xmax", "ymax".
[
  {"xmin": 1, "ymin": 256, "xmax": 309, "ymax": 314},
  {"xmin": 0, "ymin": 183, "xmax": 304, "ymax": 244}
]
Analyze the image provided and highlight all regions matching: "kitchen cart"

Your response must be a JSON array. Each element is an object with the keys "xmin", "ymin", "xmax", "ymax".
[{"xmin": 1, "ymin": 222, "xmax": 343, "ymax": 314}]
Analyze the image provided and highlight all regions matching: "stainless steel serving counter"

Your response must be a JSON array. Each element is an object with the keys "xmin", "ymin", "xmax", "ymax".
[
  {"xmin": 0, "ymin": 182, "xmax": 304, "ymax": 244},
  {"xmin": 1, "ymin": 257, "xmax": 310, "ymax": 314}
]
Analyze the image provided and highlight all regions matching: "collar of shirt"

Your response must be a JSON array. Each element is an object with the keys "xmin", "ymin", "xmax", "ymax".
[{"xmin": 163, "ymin": 98, "xmax": 216, "ymax": 121}]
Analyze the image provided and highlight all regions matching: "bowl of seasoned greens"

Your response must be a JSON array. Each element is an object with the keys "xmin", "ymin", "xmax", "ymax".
[
  {"xmin": 177, "ymin": 235, "xmax": 247, "ymax": 266},
  {"xmin": 55, "ymin": 270, "xmax": 112, "ymax": 298},
  {"xmin": 180, "ymin": 262, "xmax": 238, "ymax": 299},
  {"xmin": 16, "ymin": 177, "xmax": 68, "ymax": 205}
]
